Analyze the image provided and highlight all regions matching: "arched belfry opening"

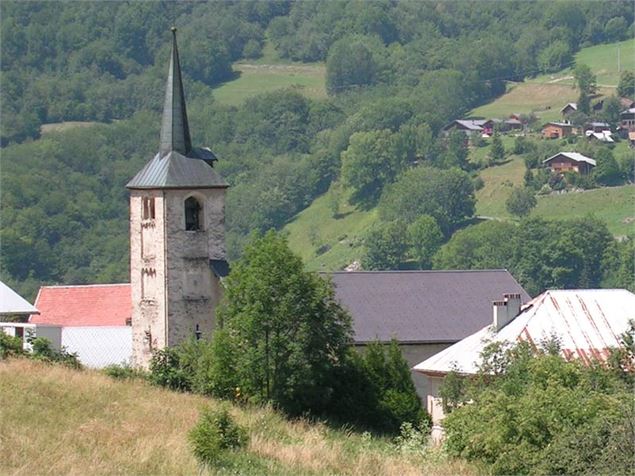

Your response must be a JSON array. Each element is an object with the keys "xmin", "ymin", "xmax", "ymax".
[{"xmin": 185, "ymin": 196, "xmax": 203, "ymax": 230}]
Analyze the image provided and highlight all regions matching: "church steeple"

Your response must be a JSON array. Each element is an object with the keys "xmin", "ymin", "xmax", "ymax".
[{"xmin": 159, "ymin": 27, "xmax": 192, "ymax": 156}]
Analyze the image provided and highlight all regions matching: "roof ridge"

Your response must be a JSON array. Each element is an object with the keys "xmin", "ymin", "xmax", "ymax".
[
  {"xmin": 40, "ymin": 283, "xmax": 131, "ymax": 289},
  {"xmin": 327, "ymin": 269, "xmax": 510, "ymax": 275}
]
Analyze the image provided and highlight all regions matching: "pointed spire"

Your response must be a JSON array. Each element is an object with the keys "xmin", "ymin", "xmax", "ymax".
[{"xmin": 159, "ymin": 27, "xmax": 192, "ymax": 156}]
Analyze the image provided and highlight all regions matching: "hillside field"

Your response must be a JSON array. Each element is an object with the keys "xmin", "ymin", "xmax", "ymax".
[
  {"xmin": 471, "ymin": 39, "xmax": 633, "ymax": 122},
  {"xmin": 0, "ymin": 359, "xmax": 475, "ymax": 476},
  {"xmin": 213, "ymin": 63, "xmax": 326, "ymax": 106}
]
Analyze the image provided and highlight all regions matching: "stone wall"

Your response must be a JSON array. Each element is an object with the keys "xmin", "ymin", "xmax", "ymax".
[{"xmin": 130, "ymin": 187, "xmax": 226, "ymax": 368}]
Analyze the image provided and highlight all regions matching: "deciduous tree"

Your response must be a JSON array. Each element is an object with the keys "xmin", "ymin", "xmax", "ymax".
[{"xmin": 215, "ymin": 231, "xmax": 353, "ymax": 415}]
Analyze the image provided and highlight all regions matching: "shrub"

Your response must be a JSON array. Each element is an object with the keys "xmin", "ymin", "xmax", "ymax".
[
  {"xmin": 443, "ymin": 340, "xmax": 635, "ymax": 475},
  {"xmin": 326, "ymin": 341, "xmax": 430, "ymax": 434},
  {"xmin": 0, "ymin": 332, "xmax": 24, "ymax": 359},
  {"xmin": 30, "ymin": 337, "xmax": 81, "ymax": 369},
  {"xmin": 148, "ymin": 346, "xmax": 193, "ymax": 391},
  {"xmin": 189, "ymin": 406, "xmax": 248, "ymax": 468},
  {"xmin": 193, "ymin": 330, "xmax": 239, "ymax": 400},
  {"xmin": 103, "ymin": 363, "xmax": 146, "ymax": 380},
  {"xmin": 362, "ymin": 340, "xmax": 429, "ymax": 433}
]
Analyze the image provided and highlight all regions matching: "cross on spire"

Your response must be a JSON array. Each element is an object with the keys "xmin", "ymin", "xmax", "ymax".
[{"xmin": 159, "ymin": 27, "xmax": 192, "ymax": 156}]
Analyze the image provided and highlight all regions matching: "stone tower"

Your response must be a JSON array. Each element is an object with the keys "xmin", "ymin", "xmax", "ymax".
[{"xmin": 127, "ymin": 28, "xmax": 229, "ymax": 368}]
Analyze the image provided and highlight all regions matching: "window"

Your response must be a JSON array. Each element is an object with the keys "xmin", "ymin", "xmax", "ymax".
[
  {"xmin": 142, "ymin": 197, "xmax": 155, "ymax": 220},
  {"xmin": 185, "ymin": 196, "xmax": 202, "ymax": 231}
]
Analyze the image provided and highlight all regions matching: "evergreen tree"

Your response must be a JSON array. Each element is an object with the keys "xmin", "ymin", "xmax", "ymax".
[
  {"xmin": 617, "ymin": 70, "xmax": 635, "ymax": 98},
  {"xmin": 490, "ymin": 133, "xmax": 505, "ymax": 164}
]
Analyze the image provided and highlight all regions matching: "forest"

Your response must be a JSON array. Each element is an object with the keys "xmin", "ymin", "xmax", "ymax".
[{"xmin": 1, "ymin": 0, "xmax": 634, "ymax": 298}]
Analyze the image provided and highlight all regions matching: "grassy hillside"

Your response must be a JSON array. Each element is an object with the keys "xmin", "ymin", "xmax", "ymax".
[
  {"xmin": 285, "ymin": 41, "xmax": 634, "ymax": 269},
  {"xmin": 471, "ymin": 39, "xmax": 633, "ymax": 122},
  {"xmin": 213, "ymin": 63, "xmax": 326, "ymax": 106},
  {"xmin": 0, "ymin": 359, "xmax": 475, "ymax": 476},
  {"xmin": 285, "ymin": 188, "xmax": 377, "ymax": 271},
  {"xmin": 532, "ymin": 39, "xmax": 635, "ymax": 88},
  {"xmin": 533, "ymin": 185, "xmax": 635, "ymax": 238}
]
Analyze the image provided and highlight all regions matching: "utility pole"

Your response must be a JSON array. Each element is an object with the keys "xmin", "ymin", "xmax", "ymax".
[{"xmin": 618, "ymin": 45, "xmax": 621, "ymax": 73}]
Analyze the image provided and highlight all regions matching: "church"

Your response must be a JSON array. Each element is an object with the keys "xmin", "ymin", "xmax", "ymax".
[{"xmin": 23, "ymin": 29, "xmax": 530, "ymax": 400}]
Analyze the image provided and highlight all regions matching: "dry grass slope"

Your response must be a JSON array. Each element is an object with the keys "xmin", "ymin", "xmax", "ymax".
[{"xmin": 0, "ymin": 360, "xmax": 477, "ymax": 476}]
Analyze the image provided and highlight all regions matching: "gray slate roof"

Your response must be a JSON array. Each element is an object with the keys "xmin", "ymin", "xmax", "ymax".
[
  {"xmin": 327, "ymin": 270, "xmax": 530, "ymax": 344},
  {"xmin": 127, "ymin": 28, "xmax": 227, "ymax": 190},
  {"xmin": 127, "ymin": 150, "xmax": 228, "ymax": 189}
]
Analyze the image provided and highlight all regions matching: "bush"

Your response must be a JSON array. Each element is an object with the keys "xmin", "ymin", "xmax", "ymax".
[
  {"xmin": 30, "ymin": 337, "xmax": 81, "ymax": 369},
  {"xmin": 193, "ymin": 330, "xmax": 238, "ymax": 400},
  {"xmin": 189, "ymin": 406, "xmax": 248, "ymax": 468},
  {"xmin": 326, "ymin": 341, "xmax": 430, "ymax": 434},
  {"xmin": 148, "ymin": 346, "xmax": 193, "ymax": 391},
  {"xmin": 443, "ymin": 340, "xmax": 635, "ymax": 475},
  {"xmin": 362, "ymin": 340, "xmax": 429, "ymax": 433},
  {"xmin": 103, "ymin": 363, "xmax": 146, "ymax": 380},
  {"xmin": 0, "ymin": 332, "xmax": 24, "ymax": 359}
]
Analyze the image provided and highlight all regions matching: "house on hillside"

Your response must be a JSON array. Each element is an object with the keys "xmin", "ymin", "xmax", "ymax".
[
  {"xmin": 560, "ymin": 102, "xmax": 577, "ymax": 118},
  {"xmin": 620, "ymin": 108, "xmax": 635, "ymax": 130},
  {"xmin": 21, "ymin": 284, "xmax": 133, "ymax": 367},
  {"xmin": 414, "ymin": 289, "xmax": 635, "ymax": 440},
  {"xmin": 585, "ymin": 121, "xmax": 611, "ymax": 133},
  {"xmin": 328, "ymin": 270, "xmax": 530, "ymax": 400},
  {"xmin": 585, "ymin": 130, "xmax": 614, "ymax": 143},
  {"xmin": 619, "ymin": 97, "xmax": 635, "ymax": 109},
  {"xmin": 442, "ymin": 119, "xmax": 487, "ymax": 136},
  {"xmin": 542, "ymin": 122, "xmax": 574, "ymax": 139},
  {"xmin": 543, "ymin": 152, "xmax": 596, "ymax": 174}
]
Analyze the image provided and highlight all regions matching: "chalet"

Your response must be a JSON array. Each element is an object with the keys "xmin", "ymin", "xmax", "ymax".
[
  {"xmin": 620, "ymin": 107, "xmax": 635, "ymax": 130},
  {"xmin": 585, "ymin": 130, "xmax": 614, "ymax": 143},
  {"xmin": 619, "ymin": 97, "xmax": 635, "ymax": 109},
  {"xmin": 543, "ymin": 152, "xmax": 596, "ymax": 174},
  {"xmin": 442, "ymin": 119, "xmax": 486, "ymax": 136},
  {"xmin": 542, "ymin": 122, "xmax": 574, "ymax": 139},
  {"xmin": 414, "ymin": 289, "xmax": 635, "ymax": 439},
  {"xmin": 560, "ymin": 102, "xmax": 577, "ymax": 117},
  {"xmin": 504, "ymin": 117, "xmax": 523, "ymax": 130},
  {"xmin": 585, "ymin": 121, "xmax": 611, "ymax": 133}
]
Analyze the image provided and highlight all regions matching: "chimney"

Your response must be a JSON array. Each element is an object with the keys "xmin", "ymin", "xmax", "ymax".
[
  {"xmin": 493, "ymin": 293, "xmax": 522, "ymax": 331},
  {"xmin": 492, "ymin": 300, "xmax": 508, "ymax": 331},
  {"xmin": 504, "ymin": 293, "xmax": 521, "ymax": 320}
]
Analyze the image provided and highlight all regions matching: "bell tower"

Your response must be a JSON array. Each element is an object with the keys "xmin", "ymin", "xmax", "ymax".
[{"xmin": 127, "ymin": 28, "xmax": 229, "ymax": 368}]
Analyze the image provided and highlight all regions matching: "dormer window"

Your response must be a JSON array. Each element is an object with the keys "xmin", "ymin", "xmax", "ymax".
[
  {"xmin": 142, "ymin": 197, "xmax": 155, "ymax": 220},
  {"xmin": 185, "ymin": 196, "xmax": 202, "ymax": 231}
]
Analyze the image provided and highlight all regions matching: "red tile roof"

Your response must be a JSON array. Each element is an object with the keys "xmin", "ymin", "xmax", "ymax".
[{"xmin": 30, "ymin": 284, "xmax": 132, "ymax": 327}]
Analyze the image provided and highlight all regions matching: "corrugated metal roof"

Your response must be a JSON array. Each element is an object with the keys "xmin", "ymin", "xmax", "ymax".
[
  {"xmin": 414, "ymin": 289, "xmax": 635, "ymax": 375},
  {"xmin": 543, "ymin": 152, "xmax": 596, "ymax": 166},
  {"xmin": 127, "ymin": 150, "xmax": 228, "ymax": 189},
  {"xmin": 328, "ymin": 270, "xmax": 530, "ymax": 344},
  {"xmin": 0, "ymin": 280, "xmax": 38, "ymax": 315}
]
